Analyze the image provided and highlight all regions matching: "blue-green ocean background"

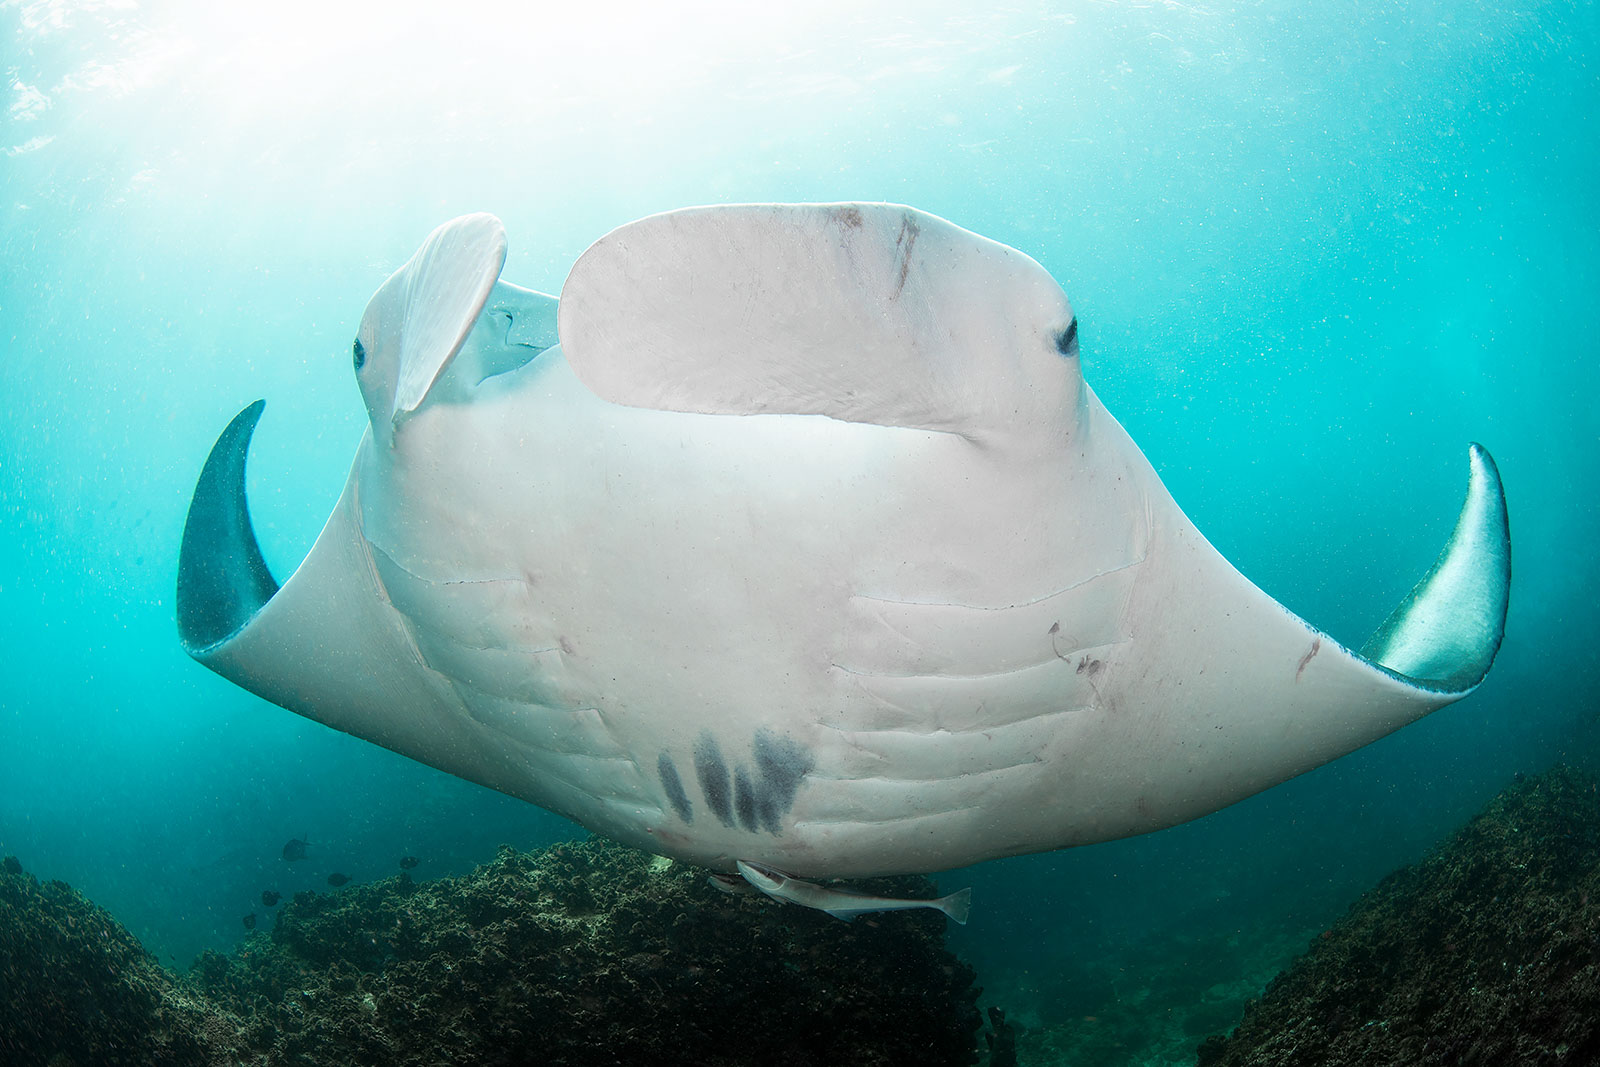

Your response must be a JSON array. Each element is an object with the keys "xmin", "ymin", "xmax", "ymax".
[{"xmin": 2, "ymin": 0, "xmax": 1596, "ymax": 1042}]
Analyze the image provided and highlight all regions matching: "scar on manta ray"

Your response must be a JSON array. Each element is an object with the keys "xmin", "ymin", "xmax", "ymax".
[{"xmin": 177, "ymin": 202, "xmax": 1511, "ymax": 923}]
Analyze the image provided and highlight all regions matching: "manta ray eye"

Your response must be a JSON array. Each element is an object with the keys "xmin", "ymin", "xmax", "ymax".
[
  {"xmin": 352, "ymin": 338, "xmax": 366, "ymax": 372},
  {"xmin": 1054, "ymin": 318, "xmax": 1079, "ymax": 357}
]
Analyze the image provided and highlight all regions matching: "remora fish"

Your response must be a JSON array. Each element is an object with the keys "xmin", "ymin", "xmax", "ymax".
[{"xmin": 734, "ymin": 860, "xmax": 973, "ymax": 924}]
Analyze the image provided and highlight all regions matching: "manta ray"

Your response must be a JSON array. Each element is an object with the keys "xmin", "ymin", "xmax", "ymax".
[{"xmin": 178, "ymin": 204, "xmax": 1510, "ymax": 923}]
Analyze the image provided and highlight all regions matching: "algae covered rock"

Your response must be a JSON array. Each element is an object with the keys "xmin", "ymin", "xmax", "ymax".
[
  {"xmin": 4, "ymin": 836, "xmax": 980, "ymax": 1066},
  {"xmin": 190, "ymin": 837, "xmax": 981, "ymax": 1066},
  {"xmin": 0, "ymin": 855, "xmax": 213, "ymax": 1067},
  {"xmin": 1199, "ymin": 766, "xmax": 1600, "ymax": 1067}
]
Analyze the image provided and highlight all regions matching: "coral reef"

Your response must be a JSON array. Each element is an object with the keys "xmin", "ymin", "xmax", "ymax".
[
  {"xmin": 3, "ymin": 839, "xmax": 982, "ymax": 1066},
  {"xmin": 1199, "ymin": 766, "xmax": 1600, "ymax": 1067},
  {"xmin": 0, "ymin": 856, "xmax": 214, "ymax": 1067}
]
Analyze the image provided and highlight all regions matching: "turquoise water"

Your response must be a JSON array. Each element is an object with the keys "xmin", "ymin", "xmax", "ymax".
[{"xmin": 2, "ymin": 0, "xmax": 1596, "ymax": 1043}]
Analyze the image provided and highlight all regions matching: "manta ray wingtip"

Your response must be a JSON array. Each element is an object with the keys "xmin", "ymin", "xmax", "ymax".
[
  {"xmin": 176, "ymin": 400, "xmax": 279, "ymax": 655},
  {"xmin": 1359, "ymin": 441, "xmax": 1511, "ymax": 693}
]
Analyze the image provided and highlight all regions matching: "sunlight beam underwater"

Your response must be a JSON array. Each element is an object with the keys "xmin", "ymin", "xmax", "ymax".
[{"xmin": 176, "ymin": 204, "xmax": 1510, "ymax": 922}]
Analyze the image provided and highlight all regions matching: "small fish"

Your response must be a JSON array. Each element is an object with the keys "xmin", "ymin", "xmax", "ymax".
[
  {"xmin": 734, "ymin": 860, "xmax": 972, "ymax": 924},
  {"xmin": 281, "ymin": 837, "xmax": 311, "ymax": 862},
  {"xmin": 707, "ymin": 873, "xmax": 758, "ymax": 896},
  {"xmin": 242, "ymin": 914, "xmax": 256, "ymax": 930},
  {"xmin": 260, "ymin": 890, "xmax": 280, "ymax": 907},
  {"xmin": 327, "ymin": 872, "xmax": 350, "ymax": 887},
  {"xmin": 398, "ymin": 856, "xmax": 420, "ymax": 870}
]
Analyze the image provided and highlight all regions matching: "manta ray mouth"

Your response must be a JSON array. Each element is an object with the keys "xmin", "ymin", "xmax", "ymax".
[{"xmin": 176, "ymin": 400, "xmax": 280, "ymax": 654}]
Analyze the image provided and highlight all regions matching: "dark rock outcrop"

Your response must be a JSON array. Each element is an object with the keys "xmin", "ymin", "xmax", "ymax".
[
  {"xmin": 0, "ymin": 858, "xmax": 214, "ymax": 1067},
  {"xmin": 3, "ymin": 838, "xmax": 981, "ymax": 1066},
  {"xmin": 1200, "ymin": 766, "xmax": 1600, "ymax": 1067}
]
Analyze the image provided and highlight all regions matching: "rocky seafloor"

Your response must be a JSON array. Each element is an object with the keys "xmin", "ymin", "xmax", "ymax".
[
  {"xmin": 1, "ymin": 839, "xmax": 982, "ymax": 1067},
  {"xmin": 5, "ymin": 765, "xmax": 1598, "ymax": 1067},
  {"xmin": 1198, "ymin": 765, "xmax": 1600, "ymax": 1067}
]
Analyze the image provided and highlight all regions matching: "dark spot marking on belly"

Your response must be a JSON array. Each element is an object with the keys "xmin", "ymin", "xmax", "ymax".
[
  {"xmin": 751, "ymin": 728, "xmax": 815, "ymax": 833},
  {"xmin": 733, "ymin": 768, "xmax": 758, "ymax": 832},
  {"xmin": 835, "ymin": 205, "xmax": 864, "ymax": 229},
  {"xmin": 1296, "ymin": 637, "xmax": 1322, "ymax": 681},
  {"xmin": 755, "ymin": 792, "xmax": 779, "ymax": 836},
  {"xmin": 1076, "ymin": 655, "xmax": 1104, "ymax": 679},
  {"xmin": 692, "ymin": 729, "xmax": 819, "ymax": 836},
  {"xmin": 657, "ymin": 753, "xmax": 692, "ymax": 823},
  {"xmin": 693, "ymin": 733, "xmax": 734, "ymax": 827}
]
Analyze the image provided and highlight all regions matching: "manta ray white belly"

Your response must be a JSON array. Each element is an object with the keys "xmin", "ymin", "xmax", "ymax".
[{"xmin": 178, "ymin": 204, "xmax": 1510, "ymax": 892}]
